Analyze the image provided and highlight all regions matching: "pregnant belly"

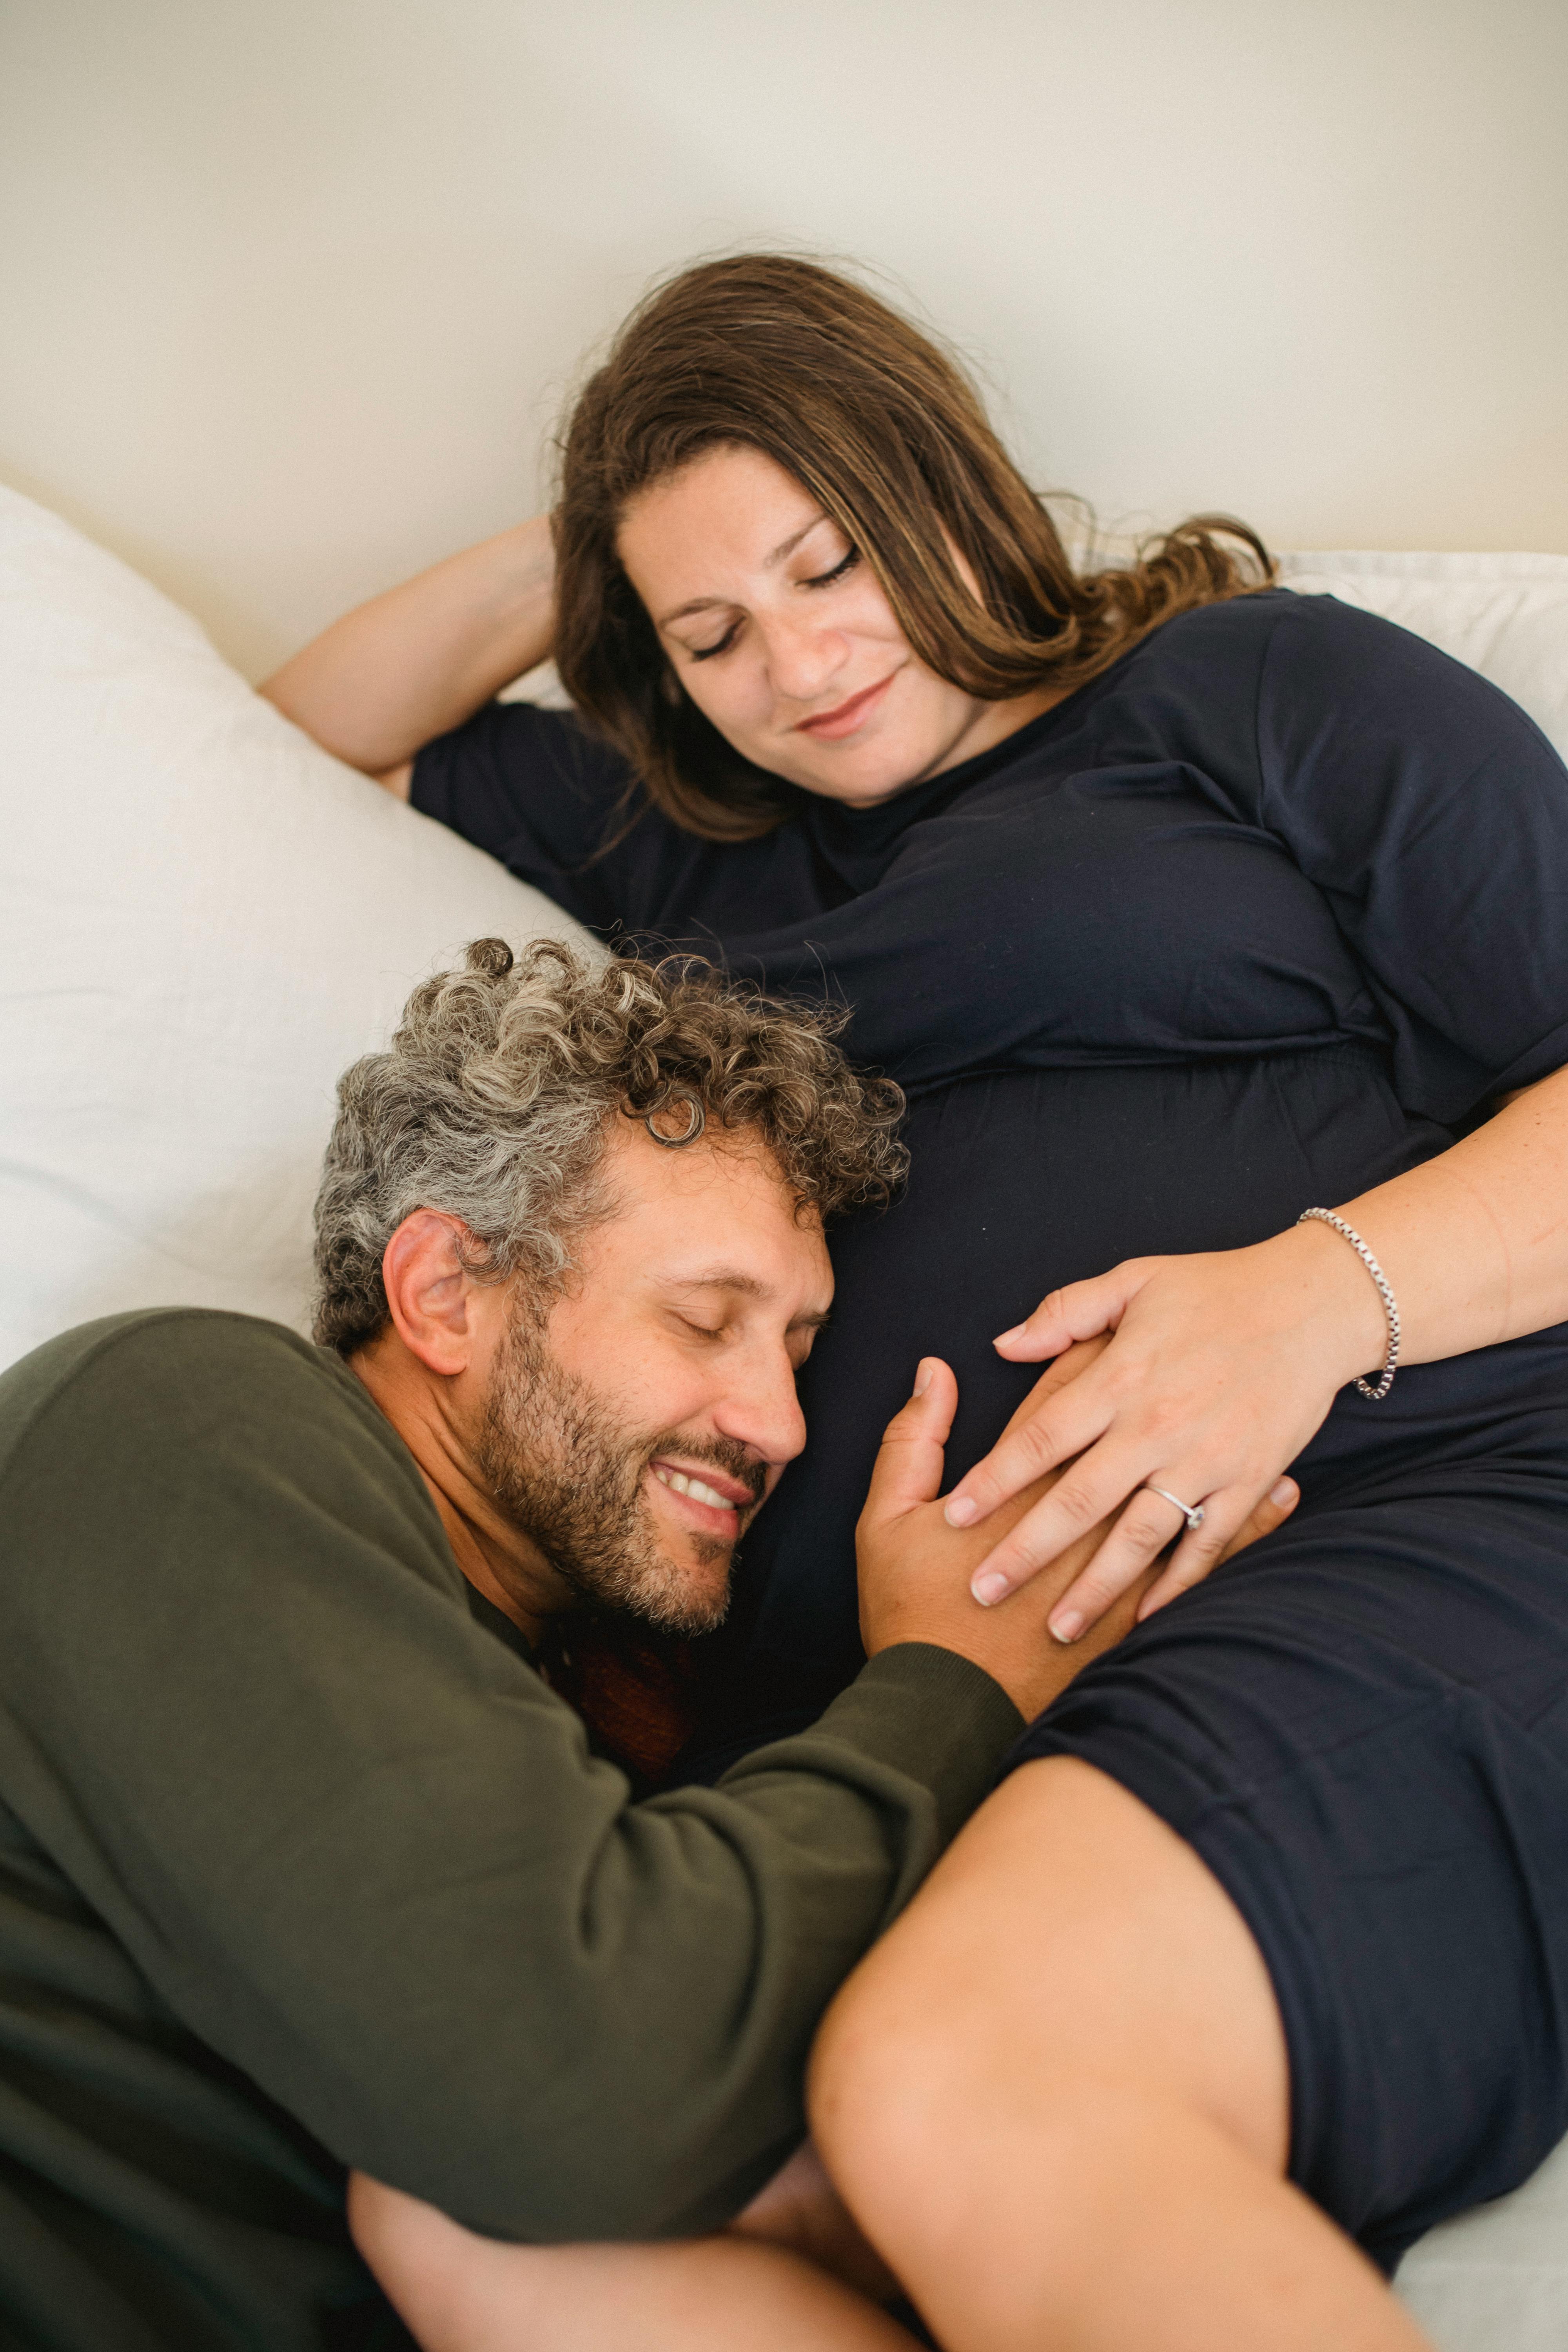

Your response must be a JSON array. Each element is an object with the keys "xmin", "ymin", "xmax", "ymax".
[{"xmin": 713, "ymin": 1049, "xmax": 1444, "ymax": 1737}]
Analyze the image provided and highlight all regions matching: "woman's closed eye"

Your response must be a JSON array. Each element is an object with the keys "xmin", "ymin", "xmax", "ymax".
[
  {"xmin": 801, "ymin": 546, "xmax": 860, "ymax": 592},
  {"xmin": 685, "ymin": 546, "xmax": 861, "ymax": 662},
  {"xmin": 689, "ymin": 622, "xmax": 740, "ymax": 663}
]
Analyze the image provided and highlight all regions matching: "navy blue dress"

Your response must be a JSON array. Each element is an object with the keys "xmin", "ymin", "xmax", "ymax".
[{"xmin": 414, "ymin": 590, "xmax": 1568, "ymax": 2266}]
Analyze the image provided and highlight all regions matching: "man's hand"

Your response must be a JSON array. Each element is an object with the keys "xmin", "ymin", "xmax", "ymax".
[{"xmin": 858, "ymin": 1346, "xmax": 1298, "ymax": 1722}]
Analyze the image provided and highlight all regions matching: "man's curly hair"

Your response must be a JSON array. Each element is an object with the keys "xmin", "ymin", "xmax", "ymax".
[{"xmin": 312, "ymin": 938, "xmax": 906, "ymax": 1356}]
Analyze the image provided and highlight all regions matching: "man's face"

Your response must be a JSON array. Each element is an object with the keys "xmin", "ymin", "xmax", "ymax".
[{"xmin": 473, "ymin": 1119, "xmax": 833, "ymax": 1636}]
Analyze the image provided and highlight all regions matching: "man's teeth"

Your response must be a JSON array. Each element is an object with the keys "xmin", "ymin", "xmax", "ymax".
[{"xmin": 653, "ymin": 1465, "xmax": 735, "ymax": 1512}]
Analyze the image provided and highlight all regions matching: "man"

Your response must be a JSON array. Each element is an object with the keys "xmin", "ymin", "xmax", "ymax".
[{"xmin": 0, "ymin": 939, "xmax": 1122, "ymax": 2352}]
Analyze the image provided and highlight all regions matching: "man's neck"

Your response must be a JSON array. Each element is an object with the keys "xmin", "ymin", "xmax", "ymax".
[{"xmin": 347, "ymin": 1337, "xmax": 566, "ymax": 1648}]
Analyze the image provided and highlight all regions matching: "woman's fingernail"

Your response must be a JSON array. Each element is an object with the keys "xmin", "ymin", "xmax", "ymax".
[
  {"xmin": 1050, "ymin": 1609, "xmax": 1084, "ymax": 1645},
  {"xmin": 1270, "ymin": 1477, "xmax": 1295, "ymax": 1505},
  {"xmin": 971, "ymin": 1570, "xmax": 1011, "ymax": 1606},
  {"xmin": 994, "ymin": 1325, "xmax": 1025, "ymax": 1347},
  {"xmin": 944, "ymin": 1495, "xmax": 978, "ymax": 1527},
  {"xmin": 913, "ymin": 1359, "xmax": 934, "ymax": 1397}
]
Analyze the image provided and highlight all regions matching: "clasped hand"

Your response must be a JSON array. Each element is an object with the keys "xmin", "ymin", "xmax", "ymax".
[
  {"xmin": 855, "ymin": 1251, "xmax": 1335, "ymax": 1718},
  {"xmin": 940, "ymin": 1229, "xmax": 1380, "ymax": 1643}
]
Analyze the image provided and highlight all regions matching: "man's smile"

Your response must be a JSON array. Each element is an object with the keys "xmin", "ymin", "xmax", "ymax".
[{"xmin": 648, "ymin": 1454, "xmax": 760, "ymax": 1539}]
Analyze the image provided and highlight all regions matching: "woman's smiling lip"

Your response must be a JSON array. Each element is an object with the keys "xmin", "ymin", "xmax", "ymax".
[{"xmin": 794, "ymin": 671, "xmax": 897, "ymax": 740}]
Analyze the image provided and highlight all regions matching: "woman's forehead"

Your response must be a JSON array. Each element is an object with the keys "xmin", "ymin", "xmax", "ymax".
[{"xmin": 617, "ymin": 445, "xmax": 824, "ymax": 607}]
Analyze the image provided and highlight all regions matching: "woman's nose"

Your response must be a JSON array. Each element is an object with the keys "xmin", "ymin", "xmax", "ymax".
[{"xmin": 759, "ymin": 610, "xmax": 847, "ymax": 706}]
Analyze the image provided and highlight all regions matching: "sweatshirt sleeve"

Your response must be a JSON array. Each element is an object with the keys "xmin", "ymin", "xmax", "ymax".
[{"xmin": 0, "ymin": 1312, "xmax": 1022, "ymax": 2243}]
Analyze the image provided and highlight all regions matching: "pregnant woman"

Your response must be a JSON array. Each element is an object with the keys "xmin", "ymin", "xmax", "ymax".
[{"xmin": 266, "ymin": 256, "xmax": 1568, "ymax": 2348}]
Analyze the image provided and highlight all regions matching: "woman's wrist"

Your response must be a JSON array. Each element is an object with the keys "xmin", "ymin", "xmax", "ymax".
[
  {"xmin": 1257, "ymin": 1218, "xmax": 1391, "ymax": 1393},
  {"xmin": 261, "ymin": 517, "xmax": 561, "ymax": 772},
  {"xmin": 502, "ymin": 514, "xmax": 557, "ymax": 604},
  {"xmin": 464, "ymin": 516, "xmax": 556, "ymax": 652}
]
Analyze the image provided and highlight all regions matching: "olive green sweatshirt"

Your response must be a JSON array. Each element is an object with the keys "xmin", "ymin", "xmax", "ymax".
[{"xmin": 0, "ymin": 1311, "xmax": 1022, "ymax": 2351}]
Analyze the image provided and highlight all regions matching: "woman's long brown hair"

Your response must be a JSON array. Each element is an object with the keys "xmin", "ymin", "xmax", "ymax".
[{"xmin": 553, "ymin": 254, "xmax": 1274, "ymax": 843}]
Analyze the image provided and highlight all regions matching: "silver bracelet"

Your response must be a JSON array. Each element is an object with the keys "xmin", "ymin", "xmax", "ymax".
[{"xmin": 1297, "ymin": 1208, "xmax": 1401, "ymax": 1401}]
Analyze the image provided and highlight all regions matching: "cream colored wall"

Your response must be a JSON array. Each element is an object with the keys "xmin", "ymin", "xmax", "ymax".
[{"xmin": 2, "ymin": 0, "xmax": 1564, "ymax": 681}]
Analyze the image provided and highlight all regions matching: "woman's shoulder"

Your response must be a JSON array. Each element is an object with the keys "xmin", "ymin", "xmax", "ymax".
[
  {"xmin": 1142, "ymin": 586, "xmax": 1558, "ymax": 771},
  {"xmin": 1259, "ymin": 586, "xmax": 1560, "ymax": 775},
  {"xmin": 1136, "ymin": 581, "xmax": 1461, "ymax": 674},
  {"xmin": 1088, "ymin": 588, "xmax": 1300, "ymax": 717},
  {"xmin": 1136, "ymin": 583, "xmax": 1408, "ymax": 675}
]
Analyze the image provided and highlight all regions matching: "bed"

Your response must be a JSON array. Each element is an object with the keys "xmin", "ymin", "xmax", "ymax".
[{"xmin": 4, "ymin": 483, "xmax": 1567, "ymax": 2346}]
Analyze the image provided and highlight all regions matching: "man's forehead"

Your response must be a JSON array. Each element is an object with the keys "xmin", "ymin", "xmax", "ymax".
[
  {"xmin": 593, "ymin": 1121, "xmax": 831, "ymax": 1298},
  {"xmin": 604, "ymin": 1116, "xmax": 794, "ymax": 1212}
]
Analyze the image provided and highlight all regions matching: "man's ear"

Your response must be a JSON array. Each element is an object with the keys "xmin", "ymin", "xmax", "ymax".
[{"xmin": 381, "ymin": 1212, "xmax": 483, "ymax": 1377}]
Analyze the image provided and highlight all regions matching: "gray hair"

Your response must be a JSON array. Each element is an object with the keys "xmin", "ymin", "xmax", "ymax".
[{"xmin": 312, "ymin": 938, "xmax": 906, "ymax": 1356}]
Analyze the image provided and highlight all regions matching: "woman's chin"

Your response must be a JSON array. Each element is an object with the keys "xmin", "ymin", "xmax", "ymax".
[{"xmin": 779, "ymin": 701, "xmax": 999, "ymax": 806}]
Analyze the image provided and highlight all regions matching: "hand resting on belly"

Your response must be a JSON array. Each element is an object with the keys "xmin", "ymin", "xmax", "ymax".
[
  {"xmin": 858, "ymin": 1336, "xmax": 1300, "ymax": 1723},
  {"xmin": 941, "ymin": 1063, "xmax": 1568, "ymax": 1643}
]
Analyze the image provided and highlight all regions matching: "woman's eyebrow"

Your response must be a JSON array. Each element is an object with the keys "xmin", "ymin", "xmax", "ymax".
[
  {"xmin": 763, "ymin": 512, "xmax": 832, "ymax": 569},
  {"xmin": 655, "ymin": 513, "xmax": 832, "ymax": 628}
]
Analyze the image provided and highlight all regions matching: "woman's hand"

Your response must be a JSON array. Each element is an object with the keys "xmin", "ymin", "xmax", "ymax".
[
  {"xmin": 942, "ymin": 1224, "xmax": 1382, "ymax": 1642},
  {"xmin": 856, "ymin": 1350, "xmax": 1139, "ymax": 1720},
  {"xmin": 260, "ymin": 516, "xmax": 557, "ymax": 787},
  {"xmin": 858, "ymin": 1337, "xmax": 1302, "ymax": 1713}
]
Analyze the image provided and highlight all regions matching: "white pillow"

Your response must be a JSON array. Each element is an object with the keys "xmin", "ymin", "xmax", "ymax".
[
  {"xmin": 1278, "ymin": 549, "xmax": 1568, "ymax": 765},
  {"xmin": 0, "ymin": 487, "xmax": 592, "ymax": 1371}
]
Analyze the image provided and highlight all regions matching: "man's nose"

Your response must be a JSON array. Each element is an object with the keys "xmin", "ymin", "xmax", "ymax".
[
  {"xmin": 759, "ymin": 609, "xmax": 846, "ymax": 706},
  {"xmin": 713, "ymin": 1346, "xmax": 808, "ymax": 1473}
]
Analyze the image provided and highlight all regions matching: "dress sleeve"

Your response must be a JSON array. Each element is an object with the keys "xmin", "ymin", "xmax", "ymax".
[
  {"xmin": 1257, "ymin": 595, "xmax": 1568, "ymax": 1123},
  {"xmin": 410, "ymin": 701, "xmax": 650, "ymax": 932},
  {"xmin": 0, "ymin": 1314, "xmax": 1021, "ymax": 2244}
]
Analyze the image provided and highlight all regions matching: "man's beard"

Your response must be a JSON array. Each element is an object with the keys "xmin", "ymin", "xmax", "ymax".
[{"xmin": 473, "ymin": 1303, "xmax": 765, "ymax": 1637}]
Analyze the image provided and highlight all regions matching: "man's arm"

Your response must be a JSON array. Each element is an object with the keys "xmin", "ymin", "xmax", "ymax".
[{"xmin": 0, "ymin": 1314, "xmax": 1022, "ymax": 2247}]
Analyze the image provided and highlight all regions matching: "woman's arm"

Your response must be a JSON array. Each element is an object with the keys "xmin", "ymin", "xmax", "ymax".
[
  {"xmin": 944, "ymin": 1063, "xmax": 1568, "ymax": 1635},
  {"xmin": 258, "ymin": 516, "xmax": 556, "ymax": 794}
]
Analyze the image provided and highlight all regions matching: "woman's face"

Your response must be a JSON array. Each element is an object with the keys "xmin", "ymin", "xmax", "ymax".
[{"xmin": 616, "ymin": 443, "xmax": 1059, "ymax": 809}]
